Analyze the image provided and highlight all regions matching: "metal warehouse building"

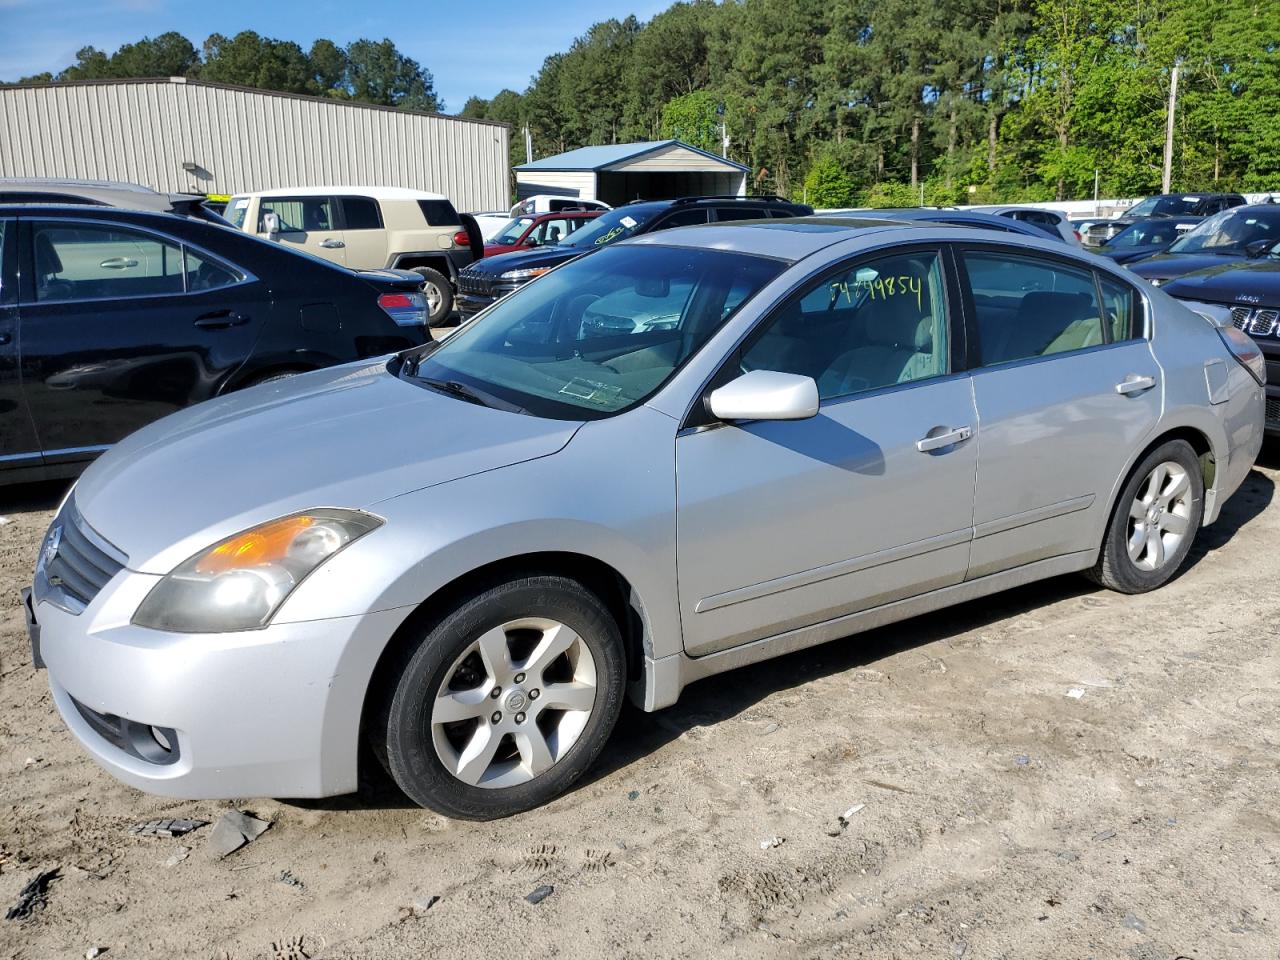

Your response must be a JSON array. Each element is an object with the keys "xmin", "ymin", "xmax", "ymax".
[{"xmin": 0, "ymin": 77, "xmax": 511, "ymax": 212}]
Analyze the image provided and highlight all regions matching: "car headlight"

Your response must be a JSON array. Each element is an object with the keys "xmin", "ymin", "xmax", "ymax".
[
  {"xmin": 499, "ymin": 267, "xmax": 553, "ymax": 281},
  {"xmin": 1148, "ymin": 277, "xmax": 1164, "ymax": 286},
  {"xmin": 132, "ymin": 509, "xmax": 382, "ymax": 633}
]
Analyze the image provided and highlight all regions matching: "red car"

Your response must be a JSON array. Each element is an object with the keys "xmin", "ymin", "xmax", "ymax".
[{"xmin": 482, "ymin": 210, "xmax": 601, "ymax": 258}]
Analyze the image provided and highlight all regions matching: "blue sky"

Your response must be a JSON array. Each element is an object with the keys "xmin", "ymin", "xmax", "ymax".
[{"xmin": 0, "ymin": 0, "xmax": 672, "ymax": 111}]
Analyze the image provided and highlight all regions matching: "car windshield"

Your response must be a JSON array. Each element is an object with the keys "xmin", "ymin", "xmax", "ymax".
[
  {"xmin": 555, "ymin": 206, "xmax": 662, "ymax": 250},
  {"xmin": 1108, "ymin": 219, "xmax": 1187, "ymax": 248},
  {"xmin": 1168, "ymin": 208, "xmax": 1280, "ymax": 255},
  {"xmin": 405, "ymin": 244, "xmax": 783, "ymax": 419},
  {"xmin": 1127, "ymin": 196, "xmax": 1201, "ymax": 218},
  {"xmin": 492, "ymin": 217, "xmax": 536, "ymax": 246},
  {"xmin": 224, "ymin": 196, "xmax": 249, "ymax": 230}
]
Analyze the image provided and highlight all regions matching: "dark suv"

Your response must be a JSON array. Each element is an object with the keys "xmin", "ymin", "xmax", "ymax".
[
  {"xmin": 1085, "ymin": 192, "xmax": 1246, "ymax": 245},
  {"xmin": 455, "ymin": 196, "xmax": 813, "ymax": 318}
]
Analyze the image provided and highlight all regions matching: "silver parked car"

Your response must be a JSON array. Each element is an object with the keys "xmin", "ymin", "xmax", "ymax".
[{"xmin": 27, "ymin": 219, "xmax": 1264, "ymax": 819}]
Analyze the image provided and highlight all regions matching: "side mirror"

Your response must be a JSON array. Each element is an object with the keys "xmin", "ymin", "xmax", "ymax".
[
  {"xmin": 709, "ymin": 370, "xmax": 819, "ymax": 422},
  {"xmin": 1245, "ymin": 239, "xmax": 1272, "ymax": 259},
  {"xmin": 263, "ymin": 212, "xmax": 281, "ymax": 238},
  {"xmin": 525, "ymin": 236, "xmax": 540, "ymax": 247}
]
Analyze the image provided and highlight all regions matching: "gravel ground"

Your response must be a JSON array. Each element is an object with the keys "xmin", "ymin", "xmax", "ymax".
[{"xmin": 1, "ymin": 448, "xmax": 1278, "ymax": 960}]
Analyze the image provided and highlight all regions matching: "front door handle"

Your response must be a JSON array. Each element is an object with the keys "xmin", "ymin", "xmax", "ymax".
[
  {"xmin": 99, "ymin": 257, "xmax": 138, "ymax": 269},
  {"xmin": 1116, "ymin": 374, "xmax": 1157, "ymax": 395},
  {"xmin": 194, "ymin": 311, "xmax": 250, "ymax": 330},
  {"xmin": 319, "ymin": 239, "xmax": 345, "ymax": 249},
  {"xmin": 916, "ymin": 425, "xmax": 972, "ymax": 452}
]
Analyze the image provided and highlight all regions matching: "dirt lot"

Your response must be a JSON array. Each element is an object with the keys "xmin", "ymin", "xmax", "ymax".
[{"xmin": 2, "ymin": 450, "xmax": 1279, "ymax": 960}]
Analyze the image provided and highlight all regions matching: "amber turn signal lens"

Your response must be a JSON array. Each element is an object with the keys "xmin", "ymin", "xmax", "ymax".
[{"xmin": 195, "ymin": 516, "xmax": 315, "ymax": 573}]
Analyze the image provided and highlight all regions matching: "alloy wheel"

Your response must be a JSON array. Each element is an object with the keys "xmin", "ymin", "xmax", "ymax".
[
  {"xmin": 1126, "ymin": 460, "xmax": 1193, "ymax": 571},
  {"xmin": 430, "ymin": 618, "xmax": 598, "ymax": 788}
]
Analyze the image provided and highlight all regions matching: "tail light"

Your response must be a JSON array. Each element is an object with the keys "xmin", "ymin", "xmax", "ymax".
[
  {"xmin": 452, "ymin": 230, "xmax": 471, "ymax": 248},
  {"xmin": 1217, "ymin": 325, "xmax": 1266, "ymax": 384},
  {"xmin": 1074, "ymin": 230, "xmax": 1083, "ymax": 242},
  {"xmin": 378, "ymin": 292, "xmax": 427, "ymax": 327}
]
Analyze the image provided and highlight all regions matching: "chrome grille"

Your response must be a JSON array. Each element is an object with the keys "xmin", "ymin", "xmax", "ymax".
[
  {"xmin": 457, "ymin": 269, "xmax": 491, "ymax": 296},
  {"xmin": 1232, "ymin": 306, "xmax": 1252, "ymax": 330},
  {"xmin": 1267, "ymin": 398, "xmax": 1280, "ymax": 426},
  {"xmin": 1250, "ymin": 309, "xmax": 1279, "ymax": 336},
  {"xmin": 43, "ymin": 502, "xmax": 126, "ymax": 612}
]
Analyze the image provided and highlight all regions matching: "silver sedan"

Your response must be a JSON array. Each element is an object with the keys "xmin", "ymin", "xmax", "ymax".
[{"xmin": 28, "ymin": 219, "xmax": 1264, "ymax": 819}]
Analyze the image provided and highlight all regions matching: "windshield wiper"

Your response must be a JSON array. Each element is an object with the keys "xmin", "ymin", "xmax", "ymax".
[{"xmin": 418, "ymin": 377, "xmax": 528, "ymax": 414}]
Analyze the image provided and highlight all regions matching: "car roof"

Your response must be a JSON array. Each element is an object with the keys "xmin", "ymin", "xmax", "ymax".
[
  {"xmin": 242, "ymin": 185, "xmax": 449, "ymax": 201},
  {"xmin": 624, "ymin": 216, "xmax": 1085, "ymax": 263},
  {"xmin": 0, "ymin": 177, "xmax": 157, "ymax": 194}
]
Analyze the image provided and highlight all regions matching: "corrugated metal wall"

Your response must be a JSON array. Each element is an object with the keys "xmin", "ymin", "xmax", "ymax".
[{"xmin": 0, "ymin": 79, "xmax": 511, "ymax": 212}]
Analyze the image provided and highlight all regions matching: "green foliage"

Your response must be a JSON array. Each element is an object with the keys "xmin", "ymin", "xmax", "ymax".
[
  {"xmin": 660, "ymin": 90, "xmax": 722, "ymax": 154},
  {"xmin": 802, "ymin": 154, "xmax": 859, "ymax": 207},
  {"xmin": 13, "ymin": 0, "xmax": 1280, "ymax": 198}
]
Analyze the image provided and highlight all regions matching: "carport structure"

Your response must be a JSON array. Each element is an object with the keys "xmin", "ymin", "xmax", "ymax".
[{"xmin": 514, "ymin": 140, "xmax": 748, "ymax": 207}]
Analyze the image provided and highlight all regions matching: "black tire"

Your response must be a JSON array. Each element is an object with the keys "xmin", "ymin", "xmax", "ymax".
[
  {"xmin": 411, "ymin": 267, "xmax": 454, "ymax": 325},
  {"xmin": 372, "ymin": 575, "xmax": 626, "ymax": 820},
  {"xmin": 246, "ymin": 370, "xmax": 301, "ymax": 388},
  {"xmin": 1086, "ymin": 439, "xmax": 1204, "ymax": 593}
]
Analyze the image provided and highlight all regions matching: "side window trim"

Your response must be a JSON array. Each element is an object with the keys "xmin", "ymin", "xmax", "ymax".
[{"xmin": 21, "ymin": 216, "xmax": 257, "ymax": 306}]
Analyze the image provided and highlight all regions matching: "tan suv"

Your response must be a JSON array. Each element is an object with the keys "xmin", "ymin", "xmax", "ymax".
[{"xmin": 224, "ymin": 186, "xmax": 475, "ymax": 323}]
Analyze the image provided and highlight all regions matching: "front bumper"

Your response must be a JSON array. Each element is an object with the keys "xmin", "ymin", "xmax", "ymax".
[
  {"xmin": 1261, "ymin": 343, "xmax": 1280, "ymax": 435},
  {"xmin": 34, "ymin": 574, "xmax": 411, "ymax": 800}
]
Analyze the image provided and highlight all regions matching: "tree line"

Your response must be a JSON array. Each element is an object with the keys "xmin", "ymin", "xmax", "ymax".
[
  {"xmin": 12, "ymin": 31, "xmax": 441, "ymax": 113},
  {"xmin": 10, "ymin": 0, "xmax": 1279, "ymax": 206}
]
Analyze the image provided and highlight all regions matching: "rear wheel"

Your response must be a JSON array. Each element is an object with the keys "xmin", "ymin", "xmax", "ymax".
[
  {"xmin": 372, "ymin": 575, "xmax": 625, "ymax": 820},
  {"xmin": 411, "ymin": 267, "xmax": 453, "ymax": 325},
  {"xmin": 1087, "ymin": 439, "xmax": 1204, "ymax": 593}
]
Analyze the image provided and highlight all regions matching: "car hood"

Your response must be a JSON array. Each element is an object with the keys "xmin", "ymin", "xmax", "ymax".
[
  {"xmin": 466, "ymin": 245, "xmax": 584, "ymax": 277},
  {"xmin": 73, "ymin": 360, "xmax": 582, "ymax": 573},
  {"xmin": 1127, "ymin": 252, "xmax": 1246, "ymax": 282},
  {"xmin": 1097, "ymin": 245, "xmax": 1163, "ymax": 264},
  {"xmin": 1162, "ymin": 258, "xmax": 1280, "ymax": 306}
]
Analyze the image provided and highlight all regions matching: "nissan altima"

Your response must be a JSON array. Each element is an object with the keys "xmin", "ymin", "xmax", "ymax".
[{"xmin": 26, "ymin": 219, "xmax": 1264, "ymax": 820}]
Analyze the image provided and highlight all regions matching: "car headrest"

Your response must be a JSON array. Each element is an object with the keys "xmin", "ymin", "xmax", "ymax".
[{"xmin": 33, "ymin": 232, "xmax": 63, "ymax": 276}]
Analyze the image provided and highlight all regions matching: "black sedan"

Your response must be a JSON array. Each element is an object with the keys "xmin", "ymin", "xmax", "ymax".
[
  {"xmin": 1163, "ymin": 253, "xmax": 1280, "ymax": 435},
  {"xmin": 1095, "ymin": 217, "xmax": 1202, "ymax": 265},
  {"xmin": 0, "ymin": 204, "xmax": 430, "ymax": 485},
  {"xmin": 1128, "ymin": 205, "xmax": 1280, "ymax": 286}
]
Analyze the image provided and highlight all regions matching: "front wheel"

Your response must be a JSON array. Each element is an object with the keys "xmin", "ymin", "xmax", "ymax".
[
  {"xmin": 372, "ymin": 575, "xmax": 626, "ymax": 819},
  {"xmin": 1086, "ymin": 439, "xmax": 1204, "ymax": 593},
  {"xmin": 410, "ymin": 267, "xmax": 454, "ymax": 325}
]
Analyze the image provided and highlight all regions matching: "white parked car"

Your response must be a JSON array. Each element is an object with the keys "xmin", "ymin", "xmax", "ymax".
[
  {"xmin": 510, "ymin": 195, "xmax": 611, "ymax": 217},
  {"xmin": 469, "ymin": 211, "xmax": 516, "ymax": 241}
]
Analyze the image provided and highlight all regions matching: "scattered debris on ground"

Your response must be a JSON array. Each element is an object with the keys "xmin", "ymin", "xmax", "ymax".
[
  {"xmin": 128, "ymin": 818, "xmax": 208, "ymax": 839},
  {"xmin": 207, "ymin": 810, "xmax": 271, "ymax": 859},
  {"xmin": 163, "ymin": 847, "xmax": 190, "ymax": 868},
  {"xmin": 5, "ymin": 867, "xmax": 60, "ymax": 921},
  {"xmin": 759, "ymin": 836, "xmax": 785, "ymax": 850},
  {"xmin": 525, "ymin": 885, "xmax": 554, "ymax": 905},
  {"xmin": 278, "ymin": 870, "xmax": 305, "ymax": 889}
]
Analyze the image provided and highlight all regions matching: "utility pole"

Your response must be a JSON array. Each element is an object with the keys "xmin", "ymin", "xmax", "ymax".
[
  {"xmin": 1162, "ymin": 63, "xmax": 1179, "ymax": 194},
  {"xmin": 524, "ymin": 124, "xmax": 533, "ymax": 166}
]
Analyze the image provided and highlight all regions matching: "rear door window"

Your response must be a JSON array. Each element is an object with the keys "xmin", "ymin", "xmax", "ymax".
[
  {"xmin": 653, "ymin": 208, "xmax": 709, "ymax": 229},
  {"xmin": 340, "ymin": 196, "xmax": 383, "ymax": 230},
  {"xmin": 962, "ymin": 251, "xmax": 1106, "ymax": 365},
  {"xmin": 259, "ymin": 196, "xmax": 335, "ymax": 233},
  {"xmin": 1099, "ymin": 274, "xmax": 1141, "ymax": 341}
]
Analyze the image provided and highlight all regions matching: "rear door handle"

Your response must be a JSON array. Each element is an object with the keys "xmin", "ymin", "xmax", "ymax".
[
  {"xmin": 917, "ymin": 425, "xmax": 972, "ymax": 452},
  {"xmin": 319, "ymin": 239, "xmax": 345, "ymax": 249},
  {"xmin": 194, "ymin": 311, "xmax": 249, "ymax": 330},
  {"xmin": 1116, "ymin": 374, "xmax": 1157, "ymax": 395}
]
